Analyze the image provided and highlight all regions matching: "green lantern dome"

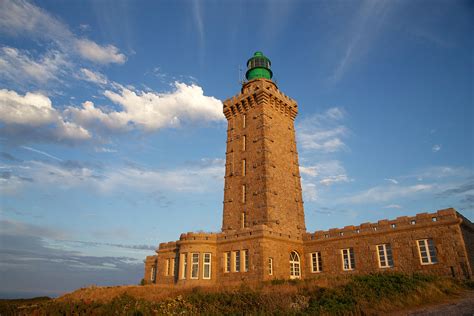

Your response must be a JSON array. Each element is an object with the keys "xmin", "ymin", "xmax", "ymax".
[{"xmin": 245, "ymin": 51, "xmax": 273, "ymax": 81}]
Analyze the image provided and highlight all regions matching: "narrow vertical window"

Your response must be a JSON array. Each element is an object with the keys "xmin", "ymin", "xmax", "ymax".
[
  {"xmin": 224, "ymin": 252, "xmax": 231, "ymax": 272},
  {"xmin": 311, "ymin": 252, "xmax": 322, "ymax": 273},
  {"xmin": 242, "ymin": 184, "xmax": 246, "ymax": 203},
  {"xmin": 170, "ymin": 258, "xmax": 175, "ymax": 276},
  {"xmin": 151, "ymin": 266, "xmax": 156, "ymax": 282},
  {"xmin": 268, "ymin": 258, "xmax": 273, "ymax": 275},
  {"xmin": 165, "ymin": 259, "xmax": 170, "ymax": 276},
  {"xmin": 231, "ymin": 152, "xmax": 234, "ymax": 175},
  {"xmin": 203, "ymin": 253, "xmax": 211, "ymax": 279},
  {"xmin": 242, "ymin": 135, "xmax": 246, "ymax": 151},
  {"xmin": 417, "ymin": 239, "xmax": 438, "ymax": 264},
  {"xmin": 341, "ymin": 248, "xmax": 355, "ymax": 271},
  {"xmin": 242, "ymin": 159, "xmax": 246, "ymax": 176},
  {"xmin": 234, "ymin": 251, "xmax": 241, "ymax": 272},
  {"xmin": 243, "ymin": 250, "xmax": 249, "ymax": 272},
  {"xmin": 181, "ymin": 253, "xmax": 187, "ymax": 279},
  {"xmin": 242, "ymin": 114, "xmax": 246, "ymax": 128},
  {"xmin": 191, "ymin": 253, "xmax": 199, "ymax": 279},
  {"xmin": 241, "ymin": 212, "xmax": 246, "ymax": 229},
  {"xmin": 377, "ymin": 244, "xmax": 394, "ymax": 268}
]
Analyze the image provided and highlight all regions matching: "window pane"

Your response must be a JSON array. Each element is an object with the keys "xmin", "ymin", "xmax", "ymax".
[{"xmin": 235, "ymin": 251, "xmax": 240, "ymax": 272}]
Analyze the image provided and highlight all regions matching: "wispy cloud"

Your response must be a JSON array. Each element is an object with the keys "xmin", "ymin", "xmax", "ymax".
[
  {"xmin": 0, "ymin": 0, "xmax": 127, "ymax": 65},
  {"xmin": 297, "ymin": 107, "xmax": 349, "ymax": 153},
  {"xmin": 0, "ymin": 47, "xmax": 69, "ymax": 86},
  {"xmin": 383, "ymin": 204, "xmax": 402, "ymax": 209},
  {"xmin": 21, "ymin": 146, "xmax": 63, "ymax": 162},
  {"xmin": 192, "ymin": 0, "xmax": 205, "ymax": 64},
  {"xmin": 432, "ymin": 144, "xmax": 441, "ymax": 152},
  {"xmin": 384, "ymin": 178, "xmax": 399, "ymax": 184},
  {"xmin": 75, "ymin": 39, "xmax": 126, "ymax": 65},
  {"xmin": 1, "ymin": 157, "xmax": 225, "ymax": 195},
  {"xmin": 78, "ymin": 68, "xmax": 108, "ymax": 85},
  {"xmin": 329, "ymin": 0, "xmax": 395, "ymax": 83},
  {"xmin": 300, "ymin": 160, "xmax": 352, "ymax": 186},
  {"xmin": 0, "ymin": 0, "xmax": 127, "ymax": 97},
  {"xmin": 342, "ymin": 183, "xmax": 433, "ymax": 204}
]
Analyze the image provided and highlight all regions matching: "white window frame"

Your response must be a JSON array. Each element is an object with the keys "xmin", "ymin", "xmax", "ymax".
[
  {"xmin": 181, "ymin": 253, "xmax": 187, "ymax": 279},
  {"xmin": 417, "ymin": 239, "xmax": 438, "ymax": 265},
  {"xmin": 310, "ymin": 252, "xmax": 322, "ymax": 273},
  {"xmin": 191, "ymin": 253, "xmax": 199, "ymax": 279},
  {"xmin": 341, "ymin": 248, "xmax": 355, "ymax": 271},
  {"xmin": 242, "ymin": 184, "xmax": 246, "ymax": 203},
  {"xmin": 290, "ymin": 251, "xmax": 301, "ymax": 279},
  {"xmin": 243, "ymin": 250, "xmax": 249, "ymax": 272},
  {"xmin": 242, "ymin": 135, "xmax": 246, "ymax": 151},
  {"xmin": 203, "ymin": 253, "xmax": 211, "ymax": 279},
  {"xmin": 242, "ymin": 159, "xmax": 246, "ymax": 176},
  {"xmin": 234, "ymin": 250, "xmax": 241, "ymax": 272},
  {"xmin": 377, "ymin": 244, "xmax": 394, "ymax": 268},
  {"xmin": 268, "ymin": 257, "xmax": 273, "ymax": 275},
  {"xmin": 170, "ymin": 258, "xmax": 175, "ymax": 276},
  {"xmin": 224, "ymin": 252, "xmax": 231, "ymax": 273}
]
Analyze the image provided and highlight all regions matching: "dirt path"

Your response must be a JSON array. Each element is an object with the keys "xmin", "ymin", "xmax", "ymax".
[{"xmin": 392, "ymin": 291, "xmax": 474, "ymax": 316}]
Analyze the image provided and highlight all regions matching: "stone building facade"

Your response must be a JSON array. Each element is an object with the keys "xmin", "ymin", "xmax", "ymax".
[{"xmin": 144, "ymin": 52, "xmax": 473, "ymax": 285}]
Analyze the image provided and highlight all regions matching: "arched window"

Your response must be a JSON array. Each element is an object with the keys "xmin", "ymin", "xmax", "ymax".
[{"xmin": 290, "ymin": 251, "xmax": 301, "ymax": 279}]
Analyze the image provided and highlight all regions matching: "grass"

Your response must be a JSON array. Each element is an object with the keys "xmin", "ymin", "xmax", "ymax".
[{"xmin": 0, "ymin": 273, "xmax": 471, "ymax": 315}]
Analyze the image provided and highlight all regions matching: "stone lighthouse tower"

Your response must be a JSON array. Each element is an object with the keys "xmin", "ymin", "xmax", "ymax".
[{"xmin": 222, "ymin": 52, "xmax": 306, "ymax": 237}]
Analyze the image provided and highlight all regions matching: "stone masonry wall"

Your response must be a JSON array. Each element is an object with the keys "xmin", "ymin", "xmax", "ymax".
[
  {"xmin": 222, "ymin": 79, "xmax": 305, "ymax": 236},
  {"xmin": 303, "ymin": 209, "xmax": 471, "ymax": 279}
]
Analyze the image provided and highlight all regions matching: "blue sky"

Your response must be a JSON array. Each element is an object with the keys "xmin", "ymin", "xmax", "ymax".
[{"xmin": 0, "ymin": 0, "xmax": 472, "ymax": 298}]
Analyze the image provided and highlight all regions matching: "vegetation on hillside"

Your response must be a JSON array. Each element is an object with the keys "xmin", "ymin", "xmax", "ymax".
[{"xmin": 1, "ymin": 273, "xmax": 472, "ymax": 315}]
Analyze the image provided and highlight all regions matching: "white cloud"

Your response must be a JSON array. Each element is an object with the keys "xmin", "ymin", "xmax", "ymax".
[
  {"xmin": 383, "ymin": 204, "xmax": 402, "ymax": 209},
  {"xmin": 97, "ymin": 161, "xmax": 224, "ymax": 193},
  {"xmin": 94, "ymin": 147, "xmax": 117, "ymax": 153},
  {"xmin": 66, "ymin": 82, "xmax": 225, "ymax": 132},
  {"xmin": 0, "ymin": 89, "xmax": 91, "ymax": 143},
  {"xmin": 302, "ymin": 181, "xmax": 318, "ymax": 202},
  {"xmin": 342, "ymin": 184, "xmax": 433, "ymax": 204},
  {"xmin": 297, "ymin": 107, "xmax": 348, "ymax": 153},
  {"xmin": 432, "ymin": 144, "xmax": 441, "ymax": 152},
  {"xmin": 75, "ymin": 39, "xmax": 126, "ymax": 65},
  {"xmin": 79, "ymin": 24, "xmax": 90, "ymax": 31},
  {"xmin": 403, "ymin": 166, "xmax": 470, "ymax": 181},
  {"xmin": 79, "ymin": 68, "xmax": 108, "ymax": 85},
  {"xmin": 2, "ymin": 158, "xmax": 225, "ymax": 195},
  {"xmin": 300, "ymin": 160, "xmax": 351, "ymax": 186},
  {"xmin": 0, "ymin": 0, "xmax": 126, "ymax": 66},
  {"xmin": 0, "ymin": 89, "xmax": 57, "ymax": 126},
  {"xmin": 0, "ymin": 47, "xmax": 69, "ymax": 85},
  {"xmin": 319, "ymin": 174, "xmax": 351, "ymax": 186},
  {"xmin": 0, "ymin": 0, "xmax": 69, "ymax": 42},
  {"xmin": 299, "ymin": 166, "xmax": 318, "ymax": 177},
  {"xmin": 384, "ymin": 178, "xmax": 398, "ymax": 184}
]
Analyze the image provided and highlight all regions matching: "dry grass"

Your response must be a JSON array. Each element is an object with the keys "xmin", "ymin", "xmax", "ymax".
[{"xmin": 2, "ymin": 273, "xmax": 471, "ymax": 315}]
